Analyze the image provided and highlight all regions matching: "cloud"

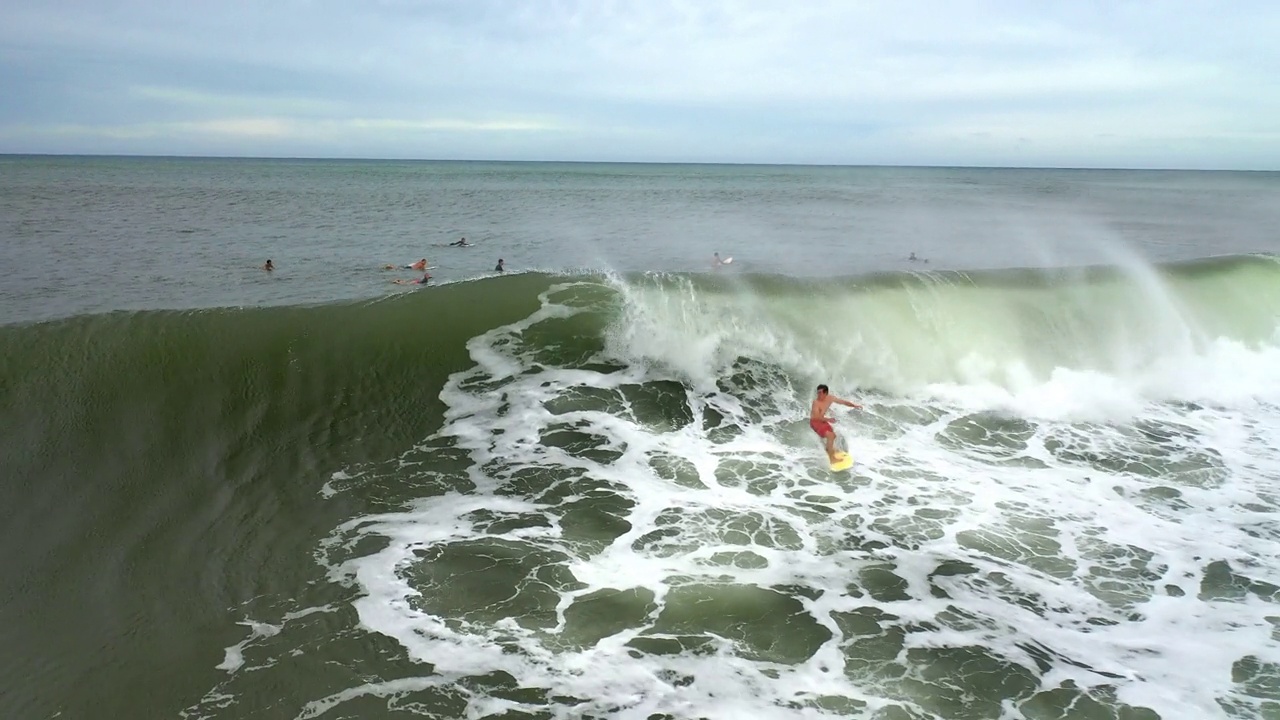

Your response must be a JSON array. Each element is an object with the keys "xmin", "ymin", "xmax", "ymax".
[
  {"xmin": 0, "ymin": 114, "xmax": 571, "ymax": 143},
  {"xmin": 0, "ymin": 118, "xmax": 294, "ymax": 140},
  {"xmin": 127, "ymin": 86, "xmax": 338, "ymax": 115},
  {"xmin": 1, "ymin": 0, "xmax": 1277, "ymax": 167}
]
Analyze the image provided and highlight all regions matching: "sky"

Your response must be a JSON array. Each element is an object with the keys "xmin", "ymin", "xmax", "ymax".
[{"xmin": 2, "ymin": 0, "xmax": 1278, "ymax": 169}]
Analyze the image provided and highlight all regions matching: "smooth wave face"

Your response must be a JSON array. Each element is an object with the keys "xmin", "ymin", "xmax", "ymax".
[
  {"xmin": 6, "ymin": 255, "xmax": 1280, "ymax": 719},
  {"xmin": 0, "ymin": 274, "xmax": 559, "ymax": 719}
]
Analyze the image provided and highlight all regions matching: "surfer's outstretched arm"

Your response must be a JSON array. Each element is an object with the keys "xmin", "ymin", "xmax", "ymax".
[{"xmin": 835, "ymin": 396, "xmax": 862, "ymax": 409}]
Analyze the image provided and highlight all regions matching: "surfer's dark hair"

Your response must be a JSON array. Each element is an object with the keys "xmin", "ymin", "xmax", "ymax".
[{"xmin": 817, "ymin": 384, "xmax": 828, "ymax": 394}]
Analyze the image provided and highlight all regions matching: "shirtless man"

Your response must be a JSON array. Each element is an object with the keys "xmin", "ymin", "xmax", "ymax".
[
  {"xmin": 384, "ymin": 258, "xmax": 428, "ymax": 271},
  {"xmin": 809, "ymin": 384, "xmax": 862, "ymax": 463}
]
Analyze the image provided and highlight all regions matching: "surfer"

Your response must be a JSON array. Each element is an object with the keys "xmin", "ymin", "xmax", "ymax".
[
  {"xmin": 810, "ymin": 384, "xmax": 862, "ymax": 463},
  {"xmin": 393, "ymin": 272, "xmax": 431, "ymax": 286},
  {"xmin": 449, "ymin": 238, "xmax": 470, "ymax": 247},
  {"xmin": 384, "ymin": 257, "xmax": 430, "ymax": 269},
  {"xmin": 713, "ymin": 252, "xmax": 723, "ymax": 268},
  {"xmin": 494, "ymin": 258, "xmax": 504, "ymax": 273},
  {"xmin": 263, "ymin": 259, "xmax": 273, "ymax": 272},
  {"xmin": 384, "ymin": 258, "xmax": 429, "ymax": 271}
]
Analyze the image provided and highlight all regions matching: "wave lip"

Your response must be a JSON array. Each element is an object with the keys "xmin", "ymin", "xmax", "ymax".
[{"xmin": 603, "ymin": 253, "xmax": 1280, "ymax": 418}]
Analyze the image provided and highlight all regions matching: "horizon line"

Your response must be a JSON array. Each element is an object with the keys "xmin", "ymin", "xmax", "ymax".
[{"xmin": 0, "ymin": 151, "xmax": 1273, "ymax": 173}]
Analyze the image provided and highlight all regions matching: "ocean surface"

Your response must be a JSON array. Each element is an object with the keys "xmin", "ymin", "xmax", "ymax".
[{"xmin": 1, "ymin": 156, "xmax": 1279, "ymax": 720}]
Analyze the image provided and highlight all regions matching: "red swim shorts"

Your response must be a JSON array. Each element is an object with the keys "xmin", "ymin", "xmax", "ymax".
[{"xmin": 809, "ymin": 419, "xmax": 833, "ymax": 437}]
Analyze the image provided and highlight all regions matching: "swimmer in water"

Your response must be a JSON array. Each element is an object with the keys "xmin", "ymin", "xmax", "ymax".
[
  {"xmin": 494, "ymin": 258, "xmax": 505, "ymax": 273},
  {"xmin": 263, "ymin": 259, "xmax": 274, "ymax": 271},
  {"xmin": 449, "ymin": 238, "xmax": 470, "ymax": 247}
]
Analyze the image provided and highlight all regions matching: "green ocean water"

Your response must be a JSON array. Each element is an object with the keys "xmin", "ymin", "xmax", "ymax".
[{"xmin": 2, "ymin": 158, "xmax": 1280, "ymax": 719}]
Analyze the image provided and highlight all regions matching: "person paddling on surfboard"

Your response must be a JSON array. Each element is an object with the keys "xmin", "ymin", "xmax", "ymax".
[
  {"xmin": 384, "ymin": 258, "xmax": 428, "ymax": 271},
  {"xmin": 392, "ymin": 272, "xmax": 431, "ymax": 286},
  {"xmin": 810, "ymin": 384, "xmax": 861, "ymax": 464}
]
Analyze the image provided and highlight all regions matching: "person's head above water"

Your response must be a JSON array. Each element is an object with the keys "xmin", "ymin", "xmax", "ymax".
[{"xmin": 816, "ymin": 384, "xmax": 829, "ymax": 397}]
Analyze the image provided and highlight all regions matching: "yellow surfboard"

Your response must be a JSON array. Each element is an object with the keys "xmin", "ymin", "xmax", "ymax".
[{"xmin": 829, "ymin": 451, "xmax": 853, "ymax": 471}]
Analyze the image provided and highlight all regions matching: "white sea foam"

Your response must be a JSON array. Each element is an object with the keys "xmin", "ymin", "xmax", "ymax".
[
  {"xmin": 319, "ymin": 469, "xmax": 355, "ymax": 498},
  {"xmin": 216, "ymin": 620, "xmax": 282, "ymax": 673},
  {"xmin": 322, "ymin": 272, "xmax": 1280, "ymax": 719}
]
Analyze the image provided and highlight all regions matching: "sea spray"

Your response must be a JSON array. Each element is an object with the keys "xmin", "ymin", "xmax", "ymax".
[{"xmin": 603, "ymin": 256, "xmax": 1280, "ymax": 407}]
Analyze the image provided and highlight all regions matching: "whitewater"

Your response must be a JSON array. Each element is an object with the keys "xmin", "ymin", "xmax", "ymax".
[{"xmin": 282, "ymin": 258, "xmax": 1280, "ymax": 720}]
